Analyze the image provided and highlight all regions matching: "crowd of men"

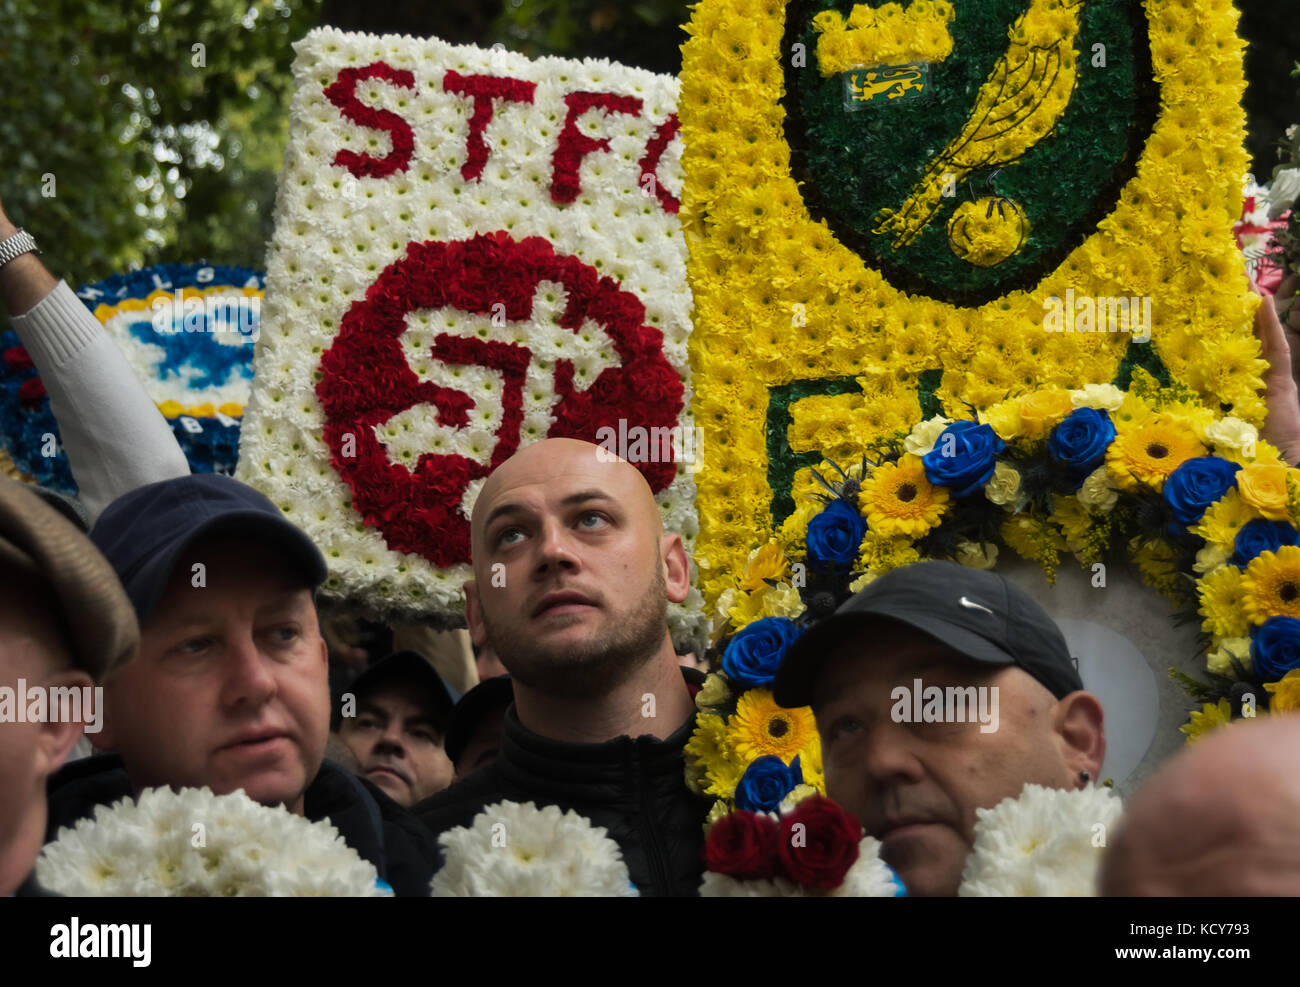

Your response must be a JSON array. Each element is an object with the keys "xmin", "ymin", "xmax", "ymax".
[{"xmin": 3, "ymin": 190, "xmax": 1300, "ymax": 898}]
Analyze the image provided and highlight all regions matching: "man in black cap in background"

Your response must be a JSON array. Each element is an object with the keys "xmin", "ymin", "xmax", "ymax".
[
  {"xmin": 1, "ymin": 477, "xmax": 138, "ymax": 896},
  {"xmin": 774, "ymin": 559, "xmax": 1106, "ymax": 897},
  {"xmin": 44, "ymin": 473, "xmax": 439, "ymax": 895},
  {"xmin": 334, "ymin": 651, "xmax": 457, "ymax": 807},
  {"xmin": 443, "ymin": 675, "xmax": 514, "ymax": 781}
]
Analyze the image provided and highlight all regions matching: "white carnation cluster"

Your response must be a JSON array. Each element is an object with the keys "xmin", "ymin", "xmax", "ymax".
[
  {"xmin": 237, "ymin": 27, "xmax": 703, "ymax": 646},
  {"xmin": 431, "ymin": 800, "xmax": 639, "ymax": 896},
  {"xmin": 958, "ymin": 783, "xmax": 1124, "ymax": 897},
  {"xmin": 35, "ymin": 787, "xmax": 386, "ymax": 897}
]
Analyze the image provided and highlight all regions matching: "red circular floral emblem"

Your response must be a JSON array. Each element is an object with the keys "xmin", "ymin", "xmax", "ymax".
[{"xmin": 317, "ymin": 231, "xmax": 684, "ymax": 567}]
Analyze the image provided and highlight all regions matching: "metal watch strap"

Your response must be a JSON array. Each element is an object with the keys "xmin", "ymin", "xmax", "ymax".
[{"xmin": 0, "ymin": 228, "xmax": 40, "ymax": 268}]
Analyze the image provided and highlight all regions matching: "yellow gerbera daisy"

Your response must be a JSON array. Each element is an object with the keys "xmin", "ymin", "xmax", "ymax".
[
  {"xmin": 728, "ymin": 688, "xmax": 817, "ymax": 765},
  {"xmin": 861, "ymin": 454, "xmax": 949, "ymax": 537},
  {"xmin": 1192, "ymin": 487, "xmax": 1259, "ymax": 552},
  {"xmin": 1106, "ymin": 415, "xmax": 1206, "ymax": 491},
  {"xmin": 1179, "ymin": 698, "xmax": 1233, "ymax": 745},
  {"xmin": 1264, "ymin": 669, "xmax": 1300, "ymax": 714},
  {"xmin": 1198, "ymin": 564, "xmax": 1249, "ymax": 637},
  {"xmin": 1242, "ymin": 546, "xmax": 1300, "ymax": 625}
]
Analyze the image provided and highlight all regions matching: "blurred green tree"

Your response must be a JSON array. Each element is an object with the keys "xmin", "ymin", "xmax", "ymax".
[{"xmin": 1, "ymin": 0, "xmax": 318, "ymax": 285}]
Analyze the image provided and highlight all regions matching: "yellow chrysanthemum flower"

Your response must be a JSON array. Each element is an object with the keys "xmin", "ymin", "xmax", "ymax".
[
  {"xmin": 1198, "ymin": 564, "xmax": 1249, "ymax": 638},
  {"xmin": 737, "ymin": 538, "xmax": 788, "ymax": 592},
  {"xmin": 729, "ymin": 689, "xmax": 817, "ymax": 765},
  {"xmin": 1192, "ymin": 488, "xmax": 1260, "ymax": 551},
  {"xmin": 1264, "ymin": 669, "xmax": 1300, "ymax": 714},
  {"xmin": 684, "ymin": 712, "xmax": 746, "ymax": 799},
  {"xmin": 1242, "ymin": 546, "xmax": 1300, "ymax": 625},
  {"xmin": 861, "ymin": 454, "xmax": 949, "ymax": 537},
  {"xmin": 1179, "ymin": 698, "xmax": 1233, "ymax": 745},
  {"xmin": 1206, "ymin": 636, "xmax": 1252, "ymax": 678},
  {"xmin": 1106, "ymin": 415, "xmax": 1206, "ymax": 491},
  {"xmin": 799, "ymin": 732, "xmax": 825, "ymax": 792}
]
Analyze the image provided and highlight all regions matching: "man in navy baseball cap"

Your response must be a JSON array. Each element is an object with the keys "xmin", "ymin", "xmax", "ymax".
[
  {"xmin": 774, "ymin": 560, "xmax": 1105, "ymax": 897},
  {"xmin": 43, "ymin": 474, "xmax": 439, "ymax": 895}
]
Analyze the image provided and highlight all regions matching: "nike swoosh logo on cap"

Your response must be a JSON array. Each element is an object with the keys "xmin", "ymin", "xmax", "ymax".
[{"xmin": 959, "ymin": 596, "xmax": 994, "ymax": 616}]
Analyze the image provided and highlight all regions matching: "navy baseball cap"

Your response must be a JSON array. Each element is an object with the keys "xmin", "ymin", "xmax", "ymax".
[
  {"xmin": 89, "ymin": 473, "xmax": 328, "ymax": 623},
  {"xmin": 773, "ymin": 560, "xmax": 1083, "ymax": 708}
]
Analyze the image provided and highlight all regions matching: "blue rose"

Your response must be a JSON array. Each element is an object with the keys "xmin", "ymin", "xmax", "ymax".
[
  {"xmin": 1048, "ymin": 408, "xmax": 1116, "ymax": 483},
  {"xmin": 721, "ymin": 617, "xmax": 804, "ymax": 689},
  {"xmin": 734, "ymin": 755, "xmax": 802, "ymax": 814},
  {"xmin": 921, "ymin": 421, "xmax": 1007, "ymax": 498},
  {"xmin": 1163, "ymin": 456, "xmax": 1241, "ymax": 526},
  {"xmin": 1251, "ymin": 617, "xmax": 1300, "ymax": 681},
  {"xmin": 1232, "ymin": 519, "xmax": 1300, "ymax": 568},
  {"xmin": 806, "ymin": 498, "xmax": 866, "ymax": 569}
]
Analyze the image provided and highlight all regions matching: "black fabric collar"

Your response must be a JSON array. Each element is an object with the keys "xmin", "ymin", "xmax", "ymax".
[{"xmin": 493, "ymin": 665, "xmax": 704, "ymax": 788}]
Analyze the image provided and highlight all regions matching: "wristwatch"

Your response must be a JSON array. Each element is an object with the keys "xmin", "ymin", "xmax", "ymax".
[{"xmin": 0, "ymin": 228, "xmax": 40, "ymax": 268}]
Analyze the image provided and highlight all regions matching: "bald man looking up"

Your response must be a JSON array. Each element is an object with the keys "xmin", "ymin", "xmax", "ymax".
[{"xmin": 414, "ymin": 438, "xmax": 712, "ymax": 895}]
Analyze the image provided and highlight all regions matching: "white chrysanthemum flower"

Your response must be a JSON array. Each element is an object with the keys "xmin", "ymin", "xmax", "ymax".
[
  {"xmin": 957, "ymin": 783, "xmax": 1123, "ymax": 897},
  {"xmin": 1076, "ymin": 466, "xmax": 1119, "ymax": 512},
  {"xmin": 1069, "ymin": 383, "xmax": 1125, "ymax": 412},
  {"xmin": 1204, "ymin": 416, "xmax": 1259, "ymax": 456},
  {"xmin": 954, "ymin": 539, "xmax": 999, "ymax": 570},
  {"xmin": 36, "ymin": 787, "xmax": 384, "ymax": 897},
  {"xmin": 431, "ymin": 800, "xmax": 639, "ymax": 897},
  {"xmin": 903, "ymin": 415, "xmax": 953, "ymax": 456},
  {"xmin": 1193, "ymin": 542, "xmax": 1230, "ymax": 575}
]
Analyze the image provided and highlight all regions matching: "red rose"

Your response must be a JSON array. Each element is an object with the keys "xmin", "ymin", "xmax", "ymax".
[
  {"xmin": 777, "ymin": 796, "xmax": 862, "ymax": 891},
  {"xmin": 17, "ymin": 376, "xmax": 46, "ymax": 408},
  {"xmin": 3, "ymin": 346, "xmax": 33, "ymax": 371},
  {"xmin": 703, "ymin": 811, "xmax": 780, "ymax": 881}
]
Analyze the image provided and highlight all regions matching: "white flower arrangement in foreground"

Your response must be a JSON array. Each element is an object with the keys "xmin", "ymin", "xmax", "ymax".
[
  {"xmin": 36, "ymin": 787, "xmax": 387, "ymax": 897},
  {"xmin": 958, "ymin": 782, "xmax": 1124, "ymax": 897},
  {"xmin": 431, "ymin": 800, "xmax": 639, "ymax": 896}
]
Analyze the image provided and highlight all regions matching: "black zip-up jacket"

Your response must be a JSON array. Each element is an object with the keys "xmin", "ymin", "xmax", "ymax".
[
  {"xmin": 44, "ymin": 754, "xmax": 439, "ymax": 897},
  {"xmin": 414, "ymin": 668, "xmax": 713, "ymax": 896}
]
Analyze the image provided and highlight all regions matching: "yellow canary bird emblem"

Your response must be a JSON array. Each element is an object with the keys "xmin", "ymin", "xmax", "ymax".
[{"xmin": 873, "ymin": 0, "xmax": 1086, "ymax": 250}]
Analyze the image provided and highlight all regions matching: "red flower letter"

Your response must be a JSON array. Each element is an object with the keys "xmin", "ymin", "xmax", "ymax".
[
  {"xmin": 443, "ymin": 71, "xmax": 537, "ymax": 182},
  {"xmin": 550, "ymin": 91, "xmax": 642, "ymax": 204},
  {"xmin": 324, "ymin": 62, "xmax": 417, "ymax": 179},
  {"xmin": 637, "ymin": 113, "xmax": 681, "ymax": 214}
]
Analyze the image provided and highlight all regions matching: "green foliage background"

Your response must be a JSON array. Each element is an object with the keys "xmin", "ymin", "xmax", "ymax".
[{"xmin": 0, "ymin": 0, "xmax": 1292, "ymax": 296}]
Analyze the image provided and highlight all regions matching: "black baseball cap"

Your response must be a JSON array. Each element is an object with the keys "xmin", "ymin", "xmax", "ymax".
[
  {"xmin": 773, "ymin": 560, "xmax": 1083, "ymax": 708},
  {"xmin": 89, "ymin": 473, "xmax": 328, "ymax": 623},
  {"xmin": 343, "ymin": 650, "xmax": 459, "ymax": 732},
  {"xmin": 444, "ymin": 675, "xmax": 514, "ymax": 766}
]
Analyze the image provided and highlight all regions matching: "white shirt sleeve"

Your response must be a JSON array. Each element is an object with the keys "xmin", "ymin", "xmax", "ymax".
[{"xmin": 10, "ymin": 280, "xmax": 190, "ymax": 522}]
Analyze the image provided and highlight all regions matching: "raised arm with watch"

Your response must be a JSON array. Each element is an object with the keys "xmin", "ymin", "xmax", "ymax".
[{"xmin": 0, "ymin": 194, "xmax": 188, "ymax": 522}]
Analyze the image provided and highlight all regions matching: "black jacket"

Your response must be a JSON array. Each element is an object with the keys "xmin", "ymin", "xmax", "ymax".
[
  {"xmin": 44, "ymin": 754, "xmax": 438, "ymax": 897},
  {"xmin": 414, "ymin": 668, "xmax": 713, "ymax": 896}
]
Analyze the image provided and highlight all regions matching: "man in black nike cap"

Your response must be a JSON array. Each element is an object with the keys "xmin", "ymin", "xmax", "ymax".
[
  {"xmin": 774, "ymin": 560, "xmax": 1105, "ymax": 897},
  {"xmin": 42, "ymin": 474, "xmax": 439, "ymax": 895}
]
